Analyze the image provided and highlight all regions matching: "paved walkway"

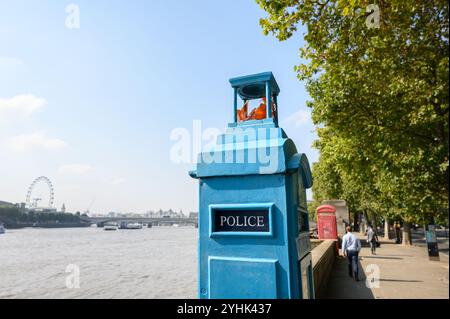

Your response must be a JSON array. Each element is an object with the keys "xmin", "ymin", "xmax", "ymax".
[{"xmin": 323, "ymin": 234, "xmax": 449, "ymax": 299}]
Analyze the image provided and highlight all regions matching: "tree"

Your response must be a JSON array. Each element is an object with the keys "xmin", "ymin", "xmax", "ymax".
[
  {"xmin": 307, "ymin": 201, "xmax": 318, "ymax": 222},
  {"xmin": 257, "ymin": 0, "xmax": 449, "ymax": 242}
]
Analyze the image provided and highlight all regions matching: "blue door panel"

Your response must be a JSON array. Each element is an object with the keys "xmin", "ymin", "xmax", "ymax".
[{"xmin": 208, "ymin": 257, "xmax": 278, "ymax": 299}]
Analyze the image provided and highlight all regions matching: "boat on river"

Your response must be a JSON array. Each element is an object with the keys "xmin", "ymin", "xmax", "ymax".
[
  {"xmin": 103, "ymin": 222, "xmax": 118, "ymax": 231},
  {"xmin": 118, "ymin": 221, "xmax": 143, "ymax": 229},
  {"xmin": 125, "ymin": 222, "xmax": 143, "ymax": 229}
]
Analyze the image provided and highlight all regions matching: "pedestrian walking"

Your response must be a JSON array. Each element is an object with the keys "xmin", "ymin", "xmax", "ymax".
[
  {"xmin": 342, "ymin": 226, "xmax": 361, "ymax": 281},
  {"xmin": 367, "ymin": 225, "xmax": 379, "ymax": 254},
  {"xmin": 395, "ymin": 222, "xmax": 401, "ymax": 244}
]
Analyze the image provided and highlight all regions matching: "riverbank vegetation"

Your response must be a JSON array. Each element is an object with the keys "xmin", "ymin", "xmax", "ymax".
[{"xmin": 0, "ymin": 204, "xmax": 84, "ymax": 227}]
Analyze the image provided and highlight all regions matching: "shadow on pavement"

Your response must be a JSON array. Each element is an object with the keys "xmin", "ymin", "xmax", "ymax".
[
  {"xmin": 362, "ymin": 256, "xmax": 403, "ymax": 260},
  {"xmin": 379, "ymin": 279, "xmax": 423, "ymax": 283},
  {"xmin": 374, "ymin": 241, "xmax": 402, "ymax": 245},
  {"xmin": 322, "ymin": 256, "xmax": 375, "ymax": 299},
  {"xmin": 367, "ymin": 253, "xmax": 414, "ymax": 257}
]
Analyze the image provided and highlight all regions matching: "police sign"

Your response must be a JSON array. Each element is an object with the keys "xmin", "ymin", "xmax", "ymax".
[{"xmin": 214, "ymin": 209, "xmax": 269, "ymax": 232}]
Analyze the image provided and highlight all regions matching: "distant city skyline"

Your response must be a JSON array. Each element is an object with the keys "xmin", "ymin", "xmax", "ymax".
[
  {"xmin": 0, "ymin": 0, "xmax": 318, "ymax": 214},
  {"xmin": 1, "ymin": 197, "xmax": 195, "ymax": 218}
]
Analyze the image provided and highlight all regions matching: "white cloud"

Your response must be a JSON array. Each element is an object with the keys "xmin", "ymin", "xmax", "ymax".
[
  {"xmin": 0, "ymin": 94, "xmax": 46, "ymax": 116},
  {"xmin": 282, "ymin": 110, "xmax": 311, "ymax": 127},
  {"xmin": 58, "ymin": 164, "xmax": 95, "ymax": 175},
  {"xmin": 0, "ymin": 57, "xmax": 24, "ymax": 68},
  {"xmin": 6, "ymin": 131, "xmax": 66, "ymax": 151},
  {"xmin": 111, "ymin": 178, "xmax": 125, "ymax": 186}
]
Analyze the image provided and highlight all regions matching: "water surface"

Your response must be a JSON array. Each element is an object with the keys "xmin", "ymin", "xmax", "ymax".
[{"xmin": 0, "ymin": 226, "xmax": 197, "ymax": 298}]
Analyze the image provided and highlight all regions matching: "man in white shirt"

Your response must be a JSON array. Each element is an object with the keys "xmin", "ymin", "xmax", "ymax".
[{"xmin": 341, "ymin": 226, "xmax": 361, "ymax": 281}]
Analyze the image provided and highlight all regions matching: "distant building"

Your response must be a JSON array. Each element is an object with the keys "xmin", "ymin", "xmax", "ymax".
[
  {"xmin": 17, "ymin": 202, "xmax": 27, "ymax": 213},
  {"xmin": 145, "ymin": 211, "xmax": 154, "ymax": 217},
  {"xmin": 29, "ymin": 207, "xmax": 57, "ymax": 213},
  {"xmin": 189, "ymin": 212, "xmax": 198, "ymax": 219}
]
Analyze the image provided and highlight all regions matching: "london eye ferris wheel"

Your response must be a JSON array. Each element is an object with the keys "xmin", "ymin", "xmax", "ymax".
[{"xmin": 25, "ymin": 176, "xmax": 54, "ymax": 209}]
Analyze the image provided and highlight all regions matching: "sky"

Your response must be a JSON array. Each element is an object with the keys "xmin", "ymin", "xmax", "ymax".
[{"xmin": 0, "ymin": 0, "xmax": 318, "ymax": 215}]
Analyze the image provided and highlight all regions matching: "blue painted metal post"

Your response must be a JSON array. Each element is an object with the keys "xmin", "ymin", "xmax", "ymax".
[
  {"xmin": 273, "ymin": 95, "xmax": 278, "ymax": 126},
  {"xmin": 265, "ymin": 81, "xmax": 271, "ymax": 119},
  {"xmin": 233, "ymin": 87, "xmax": 238, "ymax": 123}
]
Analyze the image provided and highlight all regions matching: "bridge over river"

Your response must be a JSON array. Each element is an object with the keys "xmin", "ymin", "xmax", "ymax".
[{"xmin": 80, "ymin": 216, "xmax": 198, "ymax": 228}]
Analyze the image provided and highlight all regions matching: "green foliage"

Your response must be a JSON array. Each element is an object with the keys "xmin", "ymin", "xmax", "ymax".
[
  {"xmin": 0, "ymin": 207, "xmax": 82, "ymax": 226},
  {"xmin": 307, "ymin": 200, "xmax": 319, "ymax": 222},
  {"xmin": 257, "ymin": 0, "xmax": 449, "ymax": 223}
]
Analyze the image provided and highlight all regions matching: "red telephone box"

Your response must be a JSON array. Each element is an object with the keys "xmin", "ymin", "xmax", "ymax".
[{"xmin": 316, "ymin": 205, "xmax": 338, "ymax": 240}]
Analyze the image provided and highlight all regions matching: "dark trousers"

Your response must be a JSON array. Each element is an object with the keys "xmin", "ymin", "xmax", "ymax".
[
  {"xmin": 369, "ymin": 240, "xmax": 376, "ymax": 253},
  {"xmin": 395, "ymin": 229, "xmax": 401, "ymax": 243},
  {"xmin": 347, "ymin": 250, "xmax": 359, "ymax": 279}
]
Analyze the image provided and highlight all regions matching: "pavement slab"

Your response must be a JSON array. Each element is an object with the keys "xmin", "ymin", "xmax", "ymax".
[{"xmin": 323, "ymin": 234, "xmax": 449, "ymax": 299}]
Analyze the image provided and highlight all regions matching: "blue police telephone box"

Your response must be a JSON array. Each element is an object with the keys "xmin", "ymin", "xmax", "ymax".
[{"xmin": 189, "ymin": 72, "xmax": 314, "ymax": 299}]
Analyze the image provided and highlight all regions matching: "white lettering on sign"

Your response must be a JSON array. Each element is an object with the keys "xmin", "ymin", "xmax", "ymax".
[
  {"xmin": 220, "ymin": 216, "xmax": 266, "ymax": 228},
  {"xmin": 214, "ymin": 210, "xmax": 270, "ymax": 232},
  {"xmin": 220, "ymin": 216, "xmax": 264, "ymax": 227},
  {"xmin": 220, "ymin": 216, "xmax": 227, "ymax": 226},
  {"xmin": 257, "ymin": 216, "xmax": 264, "ymax": 227},
  {"xmin": 248, "ymin": 216, "xmax": 257, "ymax": 227}
]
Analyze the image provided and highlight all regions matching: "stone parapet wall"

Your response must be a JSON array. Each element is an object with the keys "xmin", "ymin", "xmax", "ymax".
[{"xmin": 311, "ymin": 239, "xmax": 338, "ymax": 298}]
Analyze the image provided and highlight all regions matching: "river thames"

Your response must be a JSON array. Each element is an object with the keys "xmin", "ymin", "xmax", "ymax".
[{"xmin": 0, "ymin": 226, "xmax": 197, "ymax": 298}]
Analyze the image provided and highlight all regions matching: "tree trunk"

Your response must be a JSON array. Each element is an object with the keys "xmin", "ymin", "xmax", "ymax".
[
  {"xmin": 370, "ymin": 211, "xmax": 377, "ymax": 231},
  {"xmin": 353, "ymin": 211, "xmax": 359, "ymax": 232},
  {"xmin": 402, "ymin": 222, "xmax": 412, "ymax": 245},
  {"xmin": 362, "ymin": 210, "xmax": 370, "ymax": 233},
  {"xmin": 384, "ymin": 217, "xmax": 390, "ymax": 239},
  {"xmin": 371, "ymin": 217, "xmax": 377, "ymax": 229}
]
